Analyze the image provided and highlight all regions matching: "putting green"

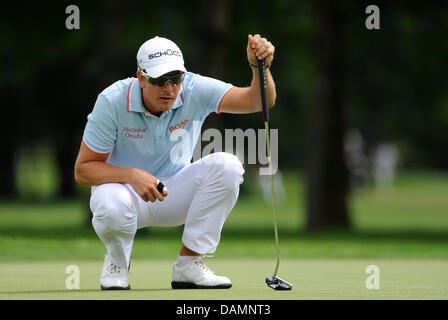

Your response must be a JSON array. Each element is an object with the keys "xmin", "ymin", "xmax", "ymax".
[{"xmin": 1, "ymin": 259, "xmax": 447, "ymax": 300}]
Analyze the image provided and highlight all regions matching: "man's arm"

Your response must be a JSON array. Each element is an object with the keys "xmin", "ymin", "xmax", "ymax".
[
  {"xmin": 74, "ymin": 140, "xmax": 167, "ymax": 202},
  {"xmin": 218, "ymin": 34, "xmax": 276, "ymax": 114}
]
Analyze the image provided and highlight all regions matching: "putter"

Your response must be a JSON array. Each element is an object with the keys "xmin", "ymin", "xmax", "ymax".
[{"xmin": 257, "ymin": 59, "xmax": 292, "ymax": 291}]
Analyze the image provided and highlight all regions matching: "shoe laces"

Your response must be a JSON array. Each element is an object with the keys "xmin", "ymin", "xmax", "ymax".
[
  {"xmin": 193, "ymin": 256, "xmax": 215, "ymax": 274},
  {"xmin": 106, "ymin": 262, "xmax": 123, "ymax": 275}
]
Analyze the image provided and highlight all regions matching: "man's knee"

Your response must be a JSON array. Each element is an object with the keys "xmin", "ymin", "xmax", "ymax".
[
  {"xmin": 90, "ymin": 183, "xmax": 138, "ymax": 233},
  {"xmin": 204, "ymin": 152, "xmax": 245, "ymax": 191}
]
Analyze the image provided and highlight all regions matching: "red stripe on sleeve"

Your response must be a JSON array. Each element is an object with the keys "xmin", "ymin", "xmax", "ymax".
[
  {"xmin": 82, "ymin": 138, "xmax": 111, "ymax": 156},
  {"xmin": 217, "ymin": 86, "xmax": 235, "ymax": 115}
]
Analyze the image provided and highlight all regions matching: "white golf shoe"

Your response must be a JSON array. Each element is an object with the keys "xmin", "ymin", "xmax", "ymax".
[
  {"xmin": 171, "ymin": 256, "xmax": 232, "ymax": 289},
  {"xmin": 100, "ymin": 256, "xmax": 130, "ymax": 290}
]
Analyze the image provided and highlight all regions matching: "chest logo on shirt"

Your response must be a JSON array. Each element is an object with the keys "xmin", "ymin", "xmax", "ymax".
[
  {"xmin": 123, "ymin": 126, "xmax": 147, "ymax": 139},
  {"xmin": 169, "ymin": 119, "xmax": 189, "ymax": 134}
]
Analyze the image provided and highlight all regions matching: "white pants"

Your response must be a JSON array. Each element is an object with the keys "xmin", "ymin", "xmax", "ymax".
[{"xmin": 90, "ymin": 152, "xmax": 245, "ymax": 268}]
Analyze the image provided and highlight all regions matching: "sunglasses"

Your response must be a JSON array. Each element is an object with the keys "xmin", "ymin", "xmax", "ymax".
[{"xmin": 141, "ymin": 71, "xmax": 184, "ymax": 87}]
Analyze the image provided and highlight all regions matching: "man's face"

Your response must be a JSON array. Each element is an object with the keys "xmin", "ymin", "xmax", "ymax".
[{"xmin": 137, "ymin": 70, "xmax": 182, "ymax": 115}]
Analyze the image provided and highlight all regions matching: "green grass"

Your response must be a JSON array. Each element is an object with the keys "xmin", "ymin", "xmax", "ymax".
[
  {"xmin": 0, "ymin": 170, "xmax": 447, "ymax": 299},
  {"xmin": 1, "ymin": 170, "xmax": 447, "ymax": 261},
  {"xmin": 1, "ymin": 259, "xmax": 447, "ymax": 299}
]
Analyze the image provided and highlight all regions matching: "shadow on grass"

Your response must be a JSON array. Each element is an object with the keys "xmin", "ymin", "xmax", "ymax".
[
  {"xmin": 1, "ymin": 288, "xmax": 172, "ymax": 295},
  {"xmin": 1, "ymin": 225, "xmax": 448, "ymax": 243}
]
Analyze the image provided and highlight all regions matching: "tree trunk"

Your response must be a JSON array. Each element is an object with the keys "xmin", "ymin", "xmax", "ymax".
[
  {"xmin": 84, "ymin": 0, "xmax": 124, "ymax": 226},
  {"xmin": 0, "ymin": 86, "xmax": 17, "ymax": 197},
  {"xmin": 55, "ymin": 132, "xmax": 78, "ymax": 198},
  {"xmin": 305, "ymin": 0, "xmax": 350, "ymax": 231},
  {"xmin": 192, "ymin": 0, "xmax": 232, "ymax": 151}
]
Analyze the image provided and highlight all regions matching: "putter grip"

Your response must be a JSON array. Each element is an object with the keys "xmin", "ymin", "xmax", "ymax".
[
  {"xmin": 257, "ymin": 59, "xmax": 269, "ymax": 123},
  {"xmin": 157, "ymin": 181, "xmax": 165, "ymax": 194}
]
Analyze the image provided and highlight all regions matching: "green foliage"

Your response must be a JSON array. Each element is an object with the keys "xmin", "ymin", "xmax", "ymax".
[
  {"xmin": 15, "ymin": 143, "xmax": 60, "ymax": 201},
  {"xmin": 1, "ymin": 170, "xmax": 447, "ymax": 262},
  {"xmin": 3, "ymin": 1, "xmax": 447, "ymax": 174}
]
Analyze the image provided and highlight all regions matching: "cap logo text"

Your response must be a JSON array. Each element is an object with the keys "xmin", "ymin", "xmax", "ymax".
[{"xmin": 148, "ymin": 49, "xmax": 181, "ymax": 60}]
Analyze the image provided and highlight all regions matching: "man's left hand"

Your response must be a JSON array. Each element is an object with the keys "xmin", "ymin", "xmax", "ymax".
[{"xmin": 246, "ymin": 34, "xmax": 275, "ymax": 67}]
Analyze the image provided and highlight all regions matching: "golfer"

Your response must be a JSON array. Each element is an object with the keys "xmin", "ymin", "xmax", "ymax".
[{"xmin": 74, "ymin": 34, "xmax": 276, "ymax": 290}]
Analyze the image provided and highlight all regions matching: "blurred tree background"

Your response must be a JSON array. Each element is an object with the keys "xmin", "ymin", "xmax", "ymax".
[{"xmin": 0, "ymin": 0, "xmax": 447, "ymax": 231}]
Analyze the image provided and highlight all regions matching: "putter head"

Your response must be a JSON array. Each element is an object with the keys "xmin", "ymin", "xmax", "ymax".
[{"xmin": 266, "ymin": 276, "xmax": 292, "ymax": 290}]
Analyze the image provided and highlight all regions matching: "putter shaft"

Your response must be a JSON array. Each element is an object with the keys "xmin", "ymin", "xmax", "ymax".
[
  {"xmin": 265, "ymin": 121, "xmax": 280, "ymax": 277},
  {"xmin": 258, "ymin": 59, "xmax": 291, "ymax": 290},
  {"xmin": 258, "ymin": 59, "xmax": 280, "ymax": 277}
]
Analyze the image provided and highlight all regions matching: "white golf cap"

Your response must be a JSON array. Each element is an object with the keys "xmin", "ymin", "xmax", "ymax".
[{"xmin": 136, "ymin": 36, "xmax": 187, "ymax": 78}]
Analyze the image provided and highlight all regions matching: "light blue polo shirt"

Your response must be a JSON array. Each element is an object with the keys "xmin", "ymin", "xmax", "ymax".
[{"xmin": 83, "ymin": 72, "xmax": 233, "ymax": 178}]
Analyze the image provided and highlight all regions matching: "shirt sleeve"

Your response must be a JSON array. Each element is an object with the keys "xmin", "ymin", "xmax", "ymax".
[
  {"xmin": 192, "ymin": 74, "xmax": 234, "ymax": 115},
  {"xmin": 82, "ymin": 94, "xmax": 118, "ymax": 154}
]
